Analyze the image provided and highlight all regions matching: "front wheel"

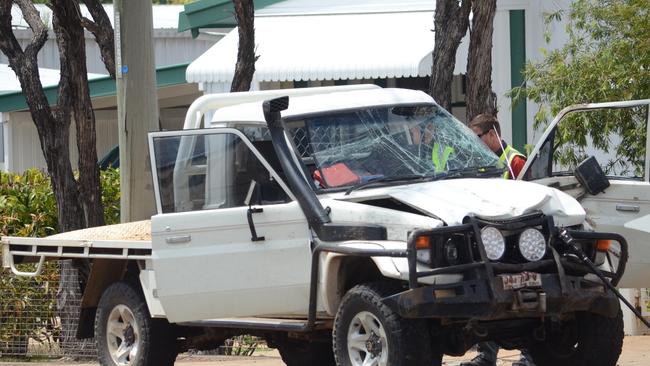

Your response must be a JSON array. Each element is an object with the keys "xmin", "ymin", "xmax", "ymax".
[
  {"xmin": 528, "ymin": 308, "xmax": 624, "ymax": 366},
  {"xmin": 95, "ymin": 282, "xmax": 177, "ymax": 366},
  {"xmin": 333, "ymin": 282, "xmax": 441, "ymax": 366}
]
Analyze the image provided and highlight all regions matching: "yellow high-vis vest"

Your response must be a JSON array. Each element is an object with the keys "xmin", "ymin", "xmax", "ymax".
[{"xmin": 499, "ymin": 145, "xmax": 525, "ymax": 179}]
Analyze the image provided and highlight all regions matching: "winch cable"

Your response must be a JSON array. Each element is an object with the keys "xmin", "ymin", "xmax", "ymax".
[{"xmin": 558, "ymin": 228, "xmax": 650, "ymax": 328}]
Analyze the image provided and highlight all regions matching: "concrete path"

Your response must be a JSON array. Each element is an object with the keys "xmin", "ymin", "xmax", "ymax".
[{"xmin": 1, "ymin": 336, "xmax": 648, "ymax": 366}]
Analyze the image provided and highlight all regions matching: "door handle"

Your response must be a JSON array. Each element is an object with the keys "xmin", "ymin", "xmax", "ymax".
[
  {"xmin": 247, "ymin": 207, "xmax": 265, "ymax": 242},
  {"xmin": 165, "ymin": 235, "xmax": 191, "ymax": 244},
  {"xmin": 616, "ymin": 204, "xmax": 640, "ymax": 213}
]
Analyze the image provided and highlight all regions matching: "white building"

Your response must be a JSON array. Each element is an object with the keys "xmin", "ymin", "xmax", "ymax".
[{"xmin": 0, "ymin": 4, "xmax": 220, "ymax": 173}]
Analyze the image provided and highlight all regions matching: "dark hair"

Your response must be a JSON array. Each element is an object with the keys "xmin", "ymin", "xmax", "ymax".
[{"xmin": 469, "ymin": 114, "xmax": 501, "ymax": 135}]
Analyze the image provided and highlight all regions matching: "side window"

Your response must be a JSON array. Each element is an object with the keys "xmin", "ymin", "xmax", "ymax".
[
  {"xmin": 525, "ymin": 130, "xmax": 553, "ymax": 180},
  {"xmin": 526, "ymin": 106, "xmax": 647, "ymax": 181},
  {"xmin": 152, "ymin": 132, "xmax": 290, "ymax": 214}
]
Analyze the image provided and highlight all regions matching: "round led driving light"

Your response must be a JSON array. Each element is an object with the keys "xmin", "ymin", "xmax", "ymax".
[
  {"xmin": 480, "ymin": 226, "xmax": 505, "ymax": 261},
  {"xmin": 519, "ymin": 228, "xmax": 547, "ymax": 262}
]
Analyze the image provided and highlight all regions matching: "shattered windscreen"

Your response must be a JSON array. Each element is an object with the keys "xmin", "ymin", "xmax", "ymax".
[{"xmin": 286, "ymin": 104, "xmax": 502, "ymax": 189}]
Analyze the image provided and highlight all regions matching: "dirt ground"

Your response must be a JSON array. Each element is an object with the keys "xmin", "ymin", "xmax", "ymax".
[{"xmin": 2, "ymin": 336, "xmax": 648, "ymax": 366}]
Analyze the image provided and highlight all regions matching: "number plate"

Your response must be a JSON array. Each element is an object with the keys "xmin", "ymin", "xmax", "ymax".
[{"xmin": 500, "ymin": 271, "xmax": 542, "ymax": 290}]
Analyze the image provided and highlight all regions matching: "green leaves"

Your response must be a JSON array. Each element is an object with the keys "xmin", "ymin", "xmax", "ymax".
[
  {"xmin": 100, "ymin": 168, "xmax": 121, "ymax": 225},
  {"xmin": 0, "ymin": 169, "xmax": 57, "ymax": 238},
  {"xmin": 0, "ymin": 168, "xmax": 121, "ymax": 355},
  {"xmin": 512, "ymin": 0, "xmax": 649, "ymax": 174}
]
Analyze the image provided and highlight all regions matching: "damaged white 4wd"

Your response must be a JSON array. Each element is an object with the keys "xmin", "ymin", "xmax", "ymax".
[{"xmin": 3, "ymin": 86, "xmax": 648, "ymax": 366}]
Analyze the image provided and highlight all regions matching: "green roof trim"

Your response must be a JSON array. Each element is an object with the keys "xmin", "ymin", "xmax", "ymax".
[
  {"xmin": 0, "ymin": 63, "xmax": 188, "ymax": 113},
  {"xmin": 178, "ymin": 0, "xmax": 284, "ymax": 38}
]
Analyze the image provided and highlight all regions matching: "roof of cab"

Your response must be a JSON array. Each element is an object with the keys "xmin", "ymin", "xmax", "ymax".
[{"xmin": 209, "ymin": 87, "xmax": 435, "ymax": 126}]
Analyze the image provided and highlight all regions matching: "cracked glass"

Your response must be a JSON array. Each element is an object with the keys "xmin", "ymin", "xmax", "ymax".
[{"xmin": 285, "ymin": 104, "xmax": 502, "ymax": 188}]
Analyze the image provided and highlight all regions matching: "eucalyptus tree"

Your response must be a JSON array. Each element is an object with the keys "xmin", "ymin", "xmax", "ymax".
[{"xmin": 0, "ymin": 0, "xmax": 115, "ymax": 355}]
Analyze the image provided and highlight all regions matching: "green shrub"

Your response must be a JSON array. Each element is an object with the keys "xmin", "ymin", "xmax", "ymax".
[
  {"xmin": 100, "ymin": 168, "xmax": 121, "ymax": 226},
  {"xmin": 0, "ymin": 169, "xmax": 58, "ymax": 238},
  {"xmin": 0, "ymin": 168, "xmax": 120, "ymax": 357}
]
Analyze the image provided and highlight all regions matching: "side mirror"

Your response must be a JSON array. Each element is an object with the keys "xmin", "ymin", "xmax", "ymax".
[{"xmin": 574, "ymin": 156, "xmax": 610, "ymax": 195}]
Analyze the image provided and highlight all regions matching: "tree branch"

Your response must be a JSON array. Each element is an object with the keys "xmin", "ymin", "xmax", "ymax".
[
  {"xmin": 82, "ymin": 0, "xmax": 115, "ymax": 78},
  {"xmin": 14, "ymin": 0, "xmax": 48, "ymax": 59},
  {"xmin": 0, "ymin": 1, "xmax": 24, "ymax": 61}
]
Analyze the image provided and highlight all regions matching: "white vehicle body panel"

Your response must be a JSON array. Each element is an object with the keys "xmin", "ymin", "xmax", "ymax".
[
  {"xmin": 208, "ymin": 88, "xmax": 435, "ymax": 126},
  {"xmin": 337, "ymin": 178, "xmax": 586, "ymax": 226},
  {"xmin": 151, "ymin": 201, "xmax": 312, "ymax": 323}
]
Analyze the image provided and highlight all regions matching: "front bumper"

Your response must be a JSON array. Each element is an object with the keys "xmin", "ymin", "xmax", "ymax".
[
  {"xmin": 385, "ymin": 214, "xmax": 627, "ymax": 320},
  {"xmin": 384, "ymin": 273, "xmax": 619, "ymax": 320}
]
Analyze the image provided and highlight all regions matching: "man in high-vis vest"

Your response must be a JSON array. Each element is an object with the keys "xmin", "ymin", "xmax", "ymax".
[
  {"xmin": 470, "ymin": 114, "xmax": 527, "ymax": 180},
  {"xmin": 462, "ymin": 114, "xmax": 533, "ymax": 366}
]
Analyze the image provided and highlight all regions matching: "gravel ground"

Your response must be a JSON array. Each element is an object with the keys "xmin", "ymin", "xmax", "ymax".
[{"xmin": 1, "ymin": 335, "xmax": 648, "ymax": 366}]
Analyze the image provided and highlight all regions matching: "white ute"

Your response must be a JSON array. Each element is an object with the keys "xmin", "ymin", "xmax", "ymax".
[{"xmin": 3, "ymin": 86, "xmax": 648, "ymax": 366}]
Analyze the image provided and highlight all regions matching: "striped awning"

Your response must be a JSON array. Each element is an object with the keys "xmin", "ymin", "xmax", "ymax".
[{"xmin": 186, "ymin": 10, "xmax": 468, "ymax": 85}]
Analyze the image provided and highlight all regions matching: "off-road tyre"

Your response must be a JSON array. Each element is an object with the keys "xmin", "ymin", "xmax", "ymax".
[
  {"xmin": 275, "ymin": 337, "xmax": 335, "ymax": 366},
  {"xmin": 528, "ymin": 308, "xmax": 624, "ymax": 366},
  {"xmin": 333, "ymin": 282, "xmax": 441, "ymax": 366},
  {"xmin": 95, "ymin": 281, "xmax": 177, "ymax": 366}
]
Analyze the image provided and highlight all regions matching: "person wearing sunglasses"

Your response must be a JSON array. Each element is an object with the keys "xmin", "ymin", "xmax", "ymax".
[
  {"xmin": 462, "ymin": 114, "xmax": 533, "ymax": 366},
  {"xmin": 470, "ymin": 114, "xmax": 527, "ymax": 180}
]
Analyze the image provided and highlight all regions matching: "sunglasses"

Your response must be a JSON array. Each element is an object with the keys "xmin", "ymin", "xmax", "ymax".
[{"xmin": 477, "ymin": 131, "xmax": 489, "ymax": 138}]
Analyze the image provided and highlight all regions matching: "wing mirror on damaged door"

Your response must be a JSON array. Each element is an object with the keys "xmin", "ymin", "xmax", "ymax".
[{"xmin": 573, "ymin": 156, "xmax": 610, "ymax": 195}]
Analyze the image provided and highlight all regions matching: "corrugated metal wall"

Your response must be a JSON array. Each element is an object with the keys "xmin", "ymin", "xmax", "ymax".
[{"xmin": 6, "ymin": 107, "xmax": 187, "ymax": 174}]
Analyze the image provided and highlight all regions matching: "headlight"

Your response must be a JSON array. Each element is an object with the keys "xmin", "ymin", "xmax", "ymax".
[
  {"xmin": 416, "ymin": 249, "xmax": 431, "ymax": 264},
  {"xmin": 518, "ymin": 228, "xmax": 546, "ymax": 261},
  {"xmin": 481, "ymin": 226, "xmax": 505, "ymax": 260}
]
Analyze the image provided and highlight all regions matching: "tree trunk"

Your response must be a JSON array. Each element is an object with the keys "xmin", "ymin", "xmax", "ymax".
[
  {"xmin": 230, "ymin": 0, "xmax": 257, "ymax": 92},
  {"xmin": 1, "ymin": 0, "xmax": 110, "ymax": 358},
  {"xmin": 51, "ymin": 0, "xmax": 103, "ymax": 356},
  {"xmin": 0, "ymin": 0, "xmax": 86, "ymax": 233},
  {"xmin": 466, "ymin": 0, "xmax": 498, "ymax": 121},
  {"xmin": 429, "ymin": 0, "xmax": 471, "ymax": 112},
  {"xmin": 52, "ymin": 0, "xmax": 105, "ymax": 228}
]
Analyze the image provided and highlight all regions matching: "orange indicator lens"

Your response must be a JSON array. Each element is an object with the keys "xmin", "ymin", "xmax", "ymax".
[
  {"xmin": 415, "ymin": 236, "xmax": 431, "ymax": 250},
  {"xmin": 597, "ymin": 239, "xmax": 612, "ymax": 251}
]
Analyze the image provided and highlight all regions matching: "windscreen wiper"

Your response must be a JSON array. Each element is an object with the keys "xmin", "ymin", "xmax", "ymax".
[
  {"xmin": 437, "ymin": 165, "xmax": 505, "ymax": 180},
  {"xmin": 344, "ymin": 173, "xmax": 431, "ymax": 195}
]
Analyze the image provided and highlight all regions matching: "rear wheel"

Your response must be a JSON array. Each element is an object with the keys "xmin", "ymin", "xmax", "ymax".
[
  {"xmin": 95, "ymin": 282, "xmax": 177, "ymax": 366},
  {"xmin": 528, "ymin": 308, "xmax": 624, "ymax": 366},
  {"xmin": 333, "ymin": 282, "xmax": 441, "ymax": 366}
]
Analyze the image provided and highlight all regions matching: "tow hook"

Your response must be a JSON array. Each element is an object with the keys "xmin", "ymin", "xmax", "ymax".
[{"xmin": 512, "ymin": 290, "xmax": 547, "ymax": 312}]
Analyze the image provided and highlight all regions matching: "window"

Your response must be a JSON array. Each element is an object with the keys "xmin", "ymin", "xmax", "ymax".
[
  {"xmin": 526, "ymin": 106, "xmax": 648, "ymax": 181},
  {"xmin": 152, "ymin": 131, "xmax": 290, "ymax": 214},
  {"xmin": 285, "ymin": 104, "xmax": 500, "ymax": 189}
]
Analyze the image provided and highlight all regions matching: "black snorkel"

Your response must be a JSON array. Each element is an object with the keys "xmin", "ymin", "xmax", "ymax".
[{"xmin": 262, "ymin": 96, "xmax": 386, "ymax": 241}]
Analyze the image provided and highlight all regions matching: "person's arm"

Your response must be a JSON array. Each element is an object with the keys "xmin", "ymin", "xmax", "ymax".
[{"xmin": 511, "ymin": 156, "xmax": 527, "ymax": 179}]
